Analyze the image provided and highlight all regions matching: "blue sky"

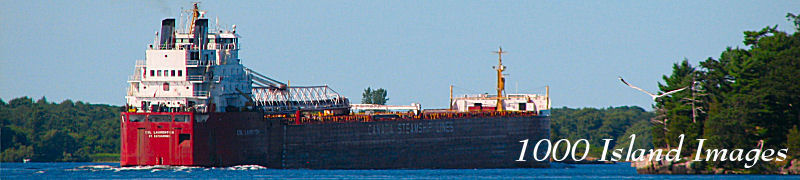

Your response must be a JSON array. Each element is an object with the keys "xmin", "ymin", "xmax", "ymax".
[{"xmin": 1, "ymin": 0, "xmax": 797, "ymax": 109}]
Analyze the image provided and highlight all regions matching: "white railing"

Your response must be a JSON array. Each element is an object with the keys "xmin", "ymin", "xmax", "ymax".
[
  {"xmin": 186, "ymin": 60, "xmax": 214, "ymax": 66},
  {"xmin": 176, "ymin": 43, "xmax": 239, "ymax": 50},
  {"xmin": 193, "ymin": 91, "xmax": 209, "ymax": 97},
  {"xmin": 211, "ymin": 43, "xmax": 238, "ymax": 50},
  {"xmin": 187, "ymin": 75, "xmax": 204, "ymax": 81},
  {"xmin": 148, "ymin": 42, "xmax": 239, "ymax": 50},
  {"xmin": 251, "ymin": 86, "xmax": 350, "ymax": 112},
  {"xmin": 135, "ymin": 60, "xmax": 146, "ymax": 67},
  {"xmin": 148, "ymin": 44, "xmax": 178, "ymax": 50}
]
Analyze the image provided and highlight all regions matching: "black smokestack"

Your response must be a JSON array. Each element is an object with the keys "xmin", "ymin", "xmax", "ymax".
[
  {"xmin": 159, "ymin": 18, "xmax": 175, "ymax": 49},
  {"xmin": 193, "ymin": 19, "xmax": 208, "ymax": 49}
]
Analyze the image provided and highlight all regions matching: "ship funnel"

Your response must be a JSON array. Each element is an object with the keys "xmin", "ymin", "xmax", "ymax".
[
  {"xmin": 193, "ymin": 19, "xmax": 208, "ymax": 49},
  {"xmin": 159, "ymin": 18, "xmax": 176, "ymax": 49}
]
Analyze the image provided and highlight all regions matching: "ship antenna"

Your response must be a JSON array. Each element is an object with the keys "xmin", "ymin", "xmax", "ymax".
[
  {"xmin": 178, "ymin": 7, "xmax": 184, "ymax": 32},
  {"xmin": 493, "ymin": 47, "xmax": 506, "ymax": 111}
]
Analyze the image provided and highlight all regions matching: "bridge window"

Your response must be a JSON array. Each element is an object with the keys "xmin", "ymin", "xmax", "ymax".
[
  {"xmin": 148, "ymin": 115, "xmax": 172, "ymax": 122},
  {"xmin": 157, "ymin": 70, "xmax": 162, "ymax": 76},
  {"xmin": 178, "ymin": 70, "xmax": 182, "ymax": 76},
  {"xmin": 150, "ymin": 70, "xmax": 155, "ymax": 77},
  {"xmin": 171, "ymin": 70, "xmax": 176, "ymax": 77},
  {"xmin": 129, "ymin": 115, "xmax": 145, "ymax": 122},
  {"xmin": 175, "ymin": 115, "xmax": 190, "ymax": 122}
]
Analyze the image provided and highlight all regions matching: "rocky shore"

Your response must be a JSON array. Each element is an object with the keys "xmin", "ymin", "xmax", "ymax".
[{"xmin": 631, "ymin": 157, "xmax": 800, "ymax": 174}]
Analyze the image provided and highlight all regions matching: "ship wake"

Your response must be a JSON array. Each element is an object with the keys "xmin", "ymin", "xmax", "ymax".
[{"xmin": 68, "ymin": 164, "xmax": 268, "ymax": 172}]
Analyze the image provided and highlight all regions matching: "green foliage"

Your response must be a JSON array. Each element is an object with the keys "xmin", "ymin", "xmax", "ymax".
[
  {"xmin": 1, "ymin": 125, "xmax": 28, "ymax": 152},
  {"xmin": 0, "ymin": 97, "xmax": 120, "ymax": 162},
  {"xmin": 652, "ymin": 59, "xmax": 704, "ymax": 154},
  {"xmin": 0, "ymin": 145, "xmax": 33, "ymax": 162},
  {"xmin": 361, "ymin": 87, "xmax": 389, "ymax": 105},
  {"xmin": 551, "ymin": 106, "xmax": 654, "ymax": 159},
  {"xmin": 615, "ymin": 119, "xmax": 654, "ymax": 151},
  {"xmin": 653, "ymin": 16, "xmax": 800, "ymax": 170},
  {"xmin": 788, "ymin": 126, "xmax": 800, "ymax": 157}
]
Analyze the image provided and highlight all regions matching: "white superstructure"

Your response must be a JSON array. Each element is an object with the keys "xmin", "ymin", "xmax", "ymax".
[
  {"xmin": 450, "ymin": 94, "xmax": 550, "ymax": 112},
  {"xmin": 127, "ymin": 4, "xmax": 349, "ymax": 114},
  {"xmin": 125, "ymin": 7, "xmax": 248, "ymax": 113}
]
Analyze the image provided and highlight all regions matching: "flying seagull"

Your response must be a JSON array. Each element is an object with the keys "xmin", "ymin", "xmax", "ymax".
[{"xmin": 619, "ymin": 76, "xmax": 688, "ymax": 101}]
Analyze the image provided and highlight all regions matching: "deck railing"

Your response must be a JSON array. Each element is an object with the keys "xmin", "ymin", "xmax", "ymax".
[
  {"xmin": 187, "ymin": 75, "xmax": 204, "ymax": 81},
  {"xmin": 193, "ymin": 91, "xmax": 209, "ymax": 97},
  {"xmin": 186, "ymin": 60, "xmax": 199, "ymax": 66}
]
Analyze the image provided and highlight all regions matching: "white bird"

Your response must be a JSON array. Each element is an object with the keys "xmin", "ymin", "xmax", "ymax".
[{"xmin": 619, "ymin": 76, "xmax": 688, "ymax": 101}]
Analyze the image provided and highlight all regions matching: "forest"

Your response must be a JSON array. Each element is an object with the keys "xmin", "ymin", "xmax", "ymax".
[
  {"xmin": 550, "ymin": 106, "xmax": 654, "ymax": 159},
  {"xmin": 0, "ymin": 97, "xmax": 121, "ymax": 162},
  {"xmin": 651, "ymin": 13, "xmax": 800, "ymax": 171}
]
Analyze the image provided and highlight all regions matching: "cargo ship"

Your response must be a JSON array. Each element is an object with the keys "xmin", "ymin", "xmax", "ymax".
[{"xmin": 121, "ymin": 4, "xmax": 550, "ymax": 169}]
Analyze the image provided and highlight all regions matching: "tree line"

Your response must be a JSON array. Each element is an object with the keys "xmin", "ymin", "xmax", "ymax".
[
  {"xmin": 0, "ymin": 97, "xmax": 121, "ymax": 162},
  {"xmin": 550, "ymin": 106, "xmax": 655, "ymax": 159},
  {"xmin": 651, "ymin": 13, "xmax": 800, "ymax": 170}
]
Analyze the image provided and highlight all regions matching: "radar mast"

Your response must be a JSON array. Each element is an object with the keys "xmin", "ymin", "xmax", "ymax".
[{"xmin": 493, "ymin": 47, "xmax": 506, "ymax": 111}]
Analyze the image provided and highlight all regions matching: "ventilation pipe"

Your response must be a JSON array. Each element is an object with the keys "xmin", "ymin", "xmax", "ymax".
[{"xmin": 159, "ymin": 18, "xmax": 175, "ymax": 49}]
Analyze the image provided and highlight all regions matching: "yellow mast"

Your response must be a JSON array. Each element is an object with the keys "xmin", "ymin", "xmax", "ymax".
[
  {"xmin": 493, "ymin": 47, "xmax": 506, "ymax": 111},
  {"xmin": 188, "ymin": 3, "xmax": 201, "ymax": 33}
]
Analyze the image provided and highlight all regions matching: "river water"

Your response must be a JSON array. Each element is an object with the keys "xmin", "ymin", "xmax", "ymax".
[{"xmin": 1, "ymin": 162, "xmax": 795, "ymax": 179}]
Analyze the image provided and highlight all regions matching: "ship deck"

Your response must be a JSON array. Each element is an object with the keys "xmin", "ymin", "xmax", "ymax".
[{"xmin": 282, "ymin": 110, "xmax": 540, "ymax": 125}]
